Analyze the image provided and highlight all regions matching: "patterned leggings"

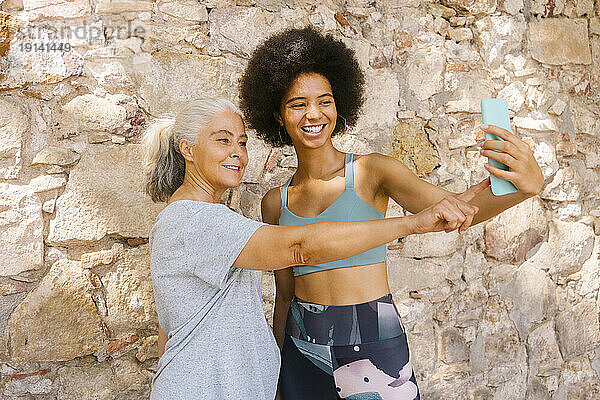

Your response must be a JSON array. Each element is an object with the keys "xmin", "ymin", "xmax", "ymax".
[{"xmin": 279, "ymin": 294, "xmax": 420, "ymax": 400}]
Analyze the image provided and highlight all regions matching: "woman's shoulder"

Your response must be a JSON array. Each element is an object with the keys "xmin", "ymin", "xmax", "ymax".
[{"xmin": 260, "ymin": 186, "xmax": 283, "ymax": 224}]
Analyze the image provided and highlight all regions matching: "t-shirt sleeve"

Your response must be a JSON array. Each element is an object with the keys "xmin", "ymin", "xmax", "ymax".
[{"xmin": 183, "ymin": 203, "xmax": 266, "ymax": 289}]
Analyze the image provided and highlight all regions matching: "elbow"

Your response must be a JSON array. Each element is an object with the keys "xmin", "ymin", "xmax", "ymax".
[{"xmin": 290, "ymin": 241, "xmax": 310, "ymax": 266}]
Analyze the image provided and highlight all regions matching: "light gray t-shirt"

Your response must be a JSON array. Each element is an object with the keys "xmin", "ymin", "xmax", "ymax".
[{"xmin": 149, "ymin": 200, "xmax": 280, "ymax": 400}]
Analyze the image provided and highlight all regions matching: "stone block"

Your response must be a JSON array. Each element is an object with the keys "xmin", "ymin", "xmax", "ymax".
[
  {"xmin": 541, "ymin": 166, "xmax": 583, "ymax": 202},
  {"xmin": 0, "ymin": 97, "xmax": 28, "ymax": 179},
  {"xmin": 484, "ymin": 196, "xmax": 548, "ymax": 263},
  {"xmin": 385, "ymin": 122, "xmax": 440, "ymax": 176},
  {"xmin": 388, "ymin": 255, "xmax": 450, "ymax": 297},
  {"xmin": 406, "ymin": 45, "xmax": 445, "ymax": 101},
  {"xmin": 556, "ymin": 298, "xmax": 600, "ymax": 359},
  {"xmin": 56, "ymin": 357, "xmax": 151, "ymax": 399},
  {"xmin": 23, "ymin": 0, "xmax": 90, "ymax": 20},
  {"xmin": 400, "ymin": 230, "xmax": 461, "ymax": 258},
  {"xmin": 95, "ymin": 1, "xmax": 153, "ymax": 14},
  {"xmin": 547, "ymin": 219, "xmax": 595, "ymax": 278},
  {"xmin": 529, "ymin": 19, "xmax": 591, "ymax": 65},
  {"xmin": 439, "ymin": 327, "xmax": 469, "ymax": 364},
  {"xmin": 474, "ymin": 15, "xmax": 526, "ymax": 67},
  {"xmin": 441, "ymin": 0, "xmax": 497, "ymax": 15},
  {"xmin": 498, "ymin": 81, "xmax": 526, "ymax": 112},
  {"xmin": 434, "ymin": 279, "xmax": 488, "ymax": 327},
  {"xmin": 31, "ymin": 146, "xmax": 80, "ymax": 167},
  {"xmin": 208, "ymin": 6, "xmax": 270, "ymax": 58},
  {"xmin": 513, "ymin": 116, "xmax": 558, "ymax": 132},
  {"xmin": 0, "ymin": 26, "xmax": 84, "ymax": 89},
  {"xmin": 47, "ymin": 144, "xmax": 164, "ymax": 245},
  {"xmin": 501, "ymin": 261, "xmax": 556, "ymax": 340},
  {"xmin": 0, "ymin": 183, "xmax": 43, "ymax": 276},
  {"xmin": 553, "ymin": 357, "xmax": 600, "ymax": 399},
  {"xmin": 527, "ymin": 320, "xmax": 563, "ymax": 377},
  {"xmin": 132, "ymin": 53, "xmax": 243, "ymax": 116},
  {"xmin": 242, "ymin": 133, "xmax": 270, "ymax": 184},
  {"xmin": 104, "ymin": 245, "xmax": 157, "ymax": 336},
  {"xmin": 533, "ymin": 141, "xmax": 559, "ymax": 179},
  {"xmin": 445, "ymin": 71, "xmax": 494, "ymax": 113},
  {"xmin": 355, "ymin": 69, "xmax": 399, "ymax": 133},
  {"xmin": 470, "ymin": 297, "xmax": 527, "ymax": 397},
  {"xmin": 159, "ymin": 1, "xmax": 207, "ymax": 21},
  {"xmin": 5, "ymin": 259, "xmax": 103, "ymax": 365},
  {"xmin": 62, "ymin": 95, "xmax": 127, "ymax": 133}
]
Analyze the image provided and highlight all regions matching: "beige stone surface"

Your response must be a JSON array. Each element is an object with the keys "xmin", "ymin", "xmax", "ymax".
[
  {"xmin": 23, "ymin": 0, "xmax": 91, "ymax": 20},
  {"xmin": 31, "ymin": 146, "xmax": 80, "ymax": 166},
  {"xmin": 501, "ymin": 261, "xmax": 556, "ymax": 340},
  {"xmin": 47, "ymin": 144, "xmax": 164, "ymax": 245},
  {"xmin": 159, "ymin": 1, "xmax": 208, "ymax": 22},
  {"xmin": 0, "ymin": 183, "xmax": 43, "ymax": 276},
  {"xmin": 441, "ymin": 0, "xmax": 497, "ymax": 15},
  {"xmin": 484, "ymin": 196, "xmax": 548, "ymax": 262},
  {"xmin": 556, "ymin": 298, "xmax": 600, "ymax": 359},
  {"xmin": 470, "ymin": 297, "xmax": 528, "ymax": 396},
  {"xmin": 529, "ymin": 18, "xmax": 592, "ymax": 65},
  {"xmin": 132, "ymin": 53, "xmax": 244, "ymax": 116},
  {"xmin": 527, "ymin": 320, "xmax": 563, "ymax": 377},
  {"xmin": 62, "ymin": 94, "xmax": 128, "ymax": 133},
  {"xmin": 0, "ymin": 97, "xmax": 27, "ymax": 179},
  {"xmin": 104, "ymin": 245, "xmax": 157, "ymax": 336},
  {"xmin": 386, "ymin": 122, "xmax": 440, "ymax": 176},
  {"xmin": 0, "ymin": 26, "xmax": 84, "ymax": 89},
  {"xmin": 474, "ymin": 15, "xmax": 526, "ymax": 67},
  {"xmin": 547, "ymin": 219, "xmax": 595, "ymax": 278},
  {"xmin": 56, "ymin": 356, "xmax": 152, "ymax": 399},
  {"xmin": 5, "ymin": 259, "xmax": 103, "ymax": 365},
  {"xmin": 95, "ymin": 1, "xmax": 153, "ymax": 14}
]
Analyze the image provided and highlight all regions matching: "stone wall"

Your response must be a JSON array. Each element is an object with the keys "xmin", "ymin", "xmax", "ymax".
[{"xmin": 0, "ymin": 0, "xmax": 598, "ymax": 398}]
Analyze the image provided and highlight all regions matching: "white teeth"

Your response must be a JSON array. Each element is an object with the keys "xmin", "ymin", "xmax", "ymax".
[
  {"xmin": 302, "ymin": 124, "xmax": 325, "ymax": 133},
  {"xmin": 224, "ymin": 166, "xmax": 240, "ymax": 171}
]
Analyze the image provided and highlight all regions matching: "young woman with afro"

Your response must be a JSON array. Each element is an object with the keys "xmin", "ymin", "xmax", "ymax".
[{"xmin": 240, "ymin": 26, "xmax": 544, "ymax": 400}]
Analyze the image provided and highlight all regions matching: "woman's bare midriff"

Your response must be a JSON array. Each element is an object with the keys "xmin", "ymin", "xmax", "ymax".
[{"xmin": 294, "ymin": 261, "xmax": 390, "ymax": 306}]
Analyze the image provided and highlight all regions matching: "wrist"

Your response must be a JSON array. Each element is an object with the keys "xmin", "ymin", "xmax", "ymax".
[{"xmin": 401, "ymin": 214, "xmax": 419, "ymax": 236}]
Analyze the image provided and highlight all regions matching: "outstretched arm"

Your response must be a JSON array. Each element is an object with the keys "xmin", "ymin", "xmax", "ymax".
[{"xmin": 369, "ymin": 124, "xmax": 543, "ymax": 228}]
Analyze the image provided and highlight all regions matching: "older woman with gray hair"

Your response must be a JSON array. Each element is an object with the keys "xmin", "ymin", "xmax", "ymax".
[{"xmin": 143, "ymin": 97, "xmax": 481, "ymax": 399}]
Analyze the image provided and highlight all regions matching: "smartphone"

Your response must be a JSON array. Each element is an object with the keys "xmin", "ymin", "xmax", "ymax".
[{"xmin": 481, "ymin": 98, "xmax": 518, "ymax": 196}]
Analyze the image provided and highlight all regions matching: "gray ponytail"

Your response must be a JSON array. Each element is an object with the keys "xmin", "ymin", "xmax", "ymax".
[{"xmin": 142, "ymin": 98, "xmax": 243, "ymax": 203}]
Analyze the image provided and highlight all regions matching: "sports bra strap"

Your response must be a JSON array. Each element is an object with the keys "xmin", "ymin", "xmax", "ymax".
[
  {"xmin": 281, "ymin": 176, "xmax": 292, "ymax": 209},
  {"xmin": 344, "ymin": 153, "xmax": 354, "ymax": 189}
]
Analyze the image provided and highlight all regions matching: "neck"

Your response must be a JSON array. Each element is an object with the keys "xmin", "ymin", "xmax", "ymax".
[
  {"xmin": 294, "ymin": 141, "xmax": 345, "ymax": 181},
  {"xmin": 169, "ymin": 170, "xmax": 225, "ymax": 204}
]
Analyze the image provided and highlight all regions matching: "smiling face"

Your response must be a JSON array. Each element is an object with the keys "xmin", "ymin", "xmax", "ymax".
[
  {"xmin": 277, "ymin": 72, "xmax": 338, "ymax": 149},
  {"xmin": 181, "ymin": 109, "xmax": 248, "ymax": 192}
]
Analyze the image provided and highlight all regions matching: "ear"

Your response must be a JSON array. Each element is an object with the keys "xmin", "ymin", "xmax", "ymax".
[
  {"xmin": 179, "ymin": 139, "xmax": 194, "ymax": 162},
  {"xmin": 273, "ymin": 111, "xmax": 283, "ymax": 126}
]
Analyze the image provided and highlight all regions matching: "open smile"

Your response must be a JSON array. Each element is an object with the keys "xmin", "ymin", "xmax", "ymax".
[
  {"xmin": 222, "ymin": 165, "xmax": 241, "ymax": 173},
  {"xmin": 301, "ymin": 124, "xmax": 326, "ymax": 136}
]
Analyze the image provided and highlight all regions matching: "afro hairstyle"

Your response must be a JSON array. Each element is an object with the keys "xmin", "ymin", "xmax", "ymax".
[{"xmin": 239, "ymin": 26, "xmax": 365, "ymax": 147}]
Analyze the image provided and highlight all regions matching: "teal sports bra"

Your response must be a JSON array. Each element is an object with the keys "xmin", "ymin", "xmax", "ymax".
[{"xmin": 278, "ymin": 153, "xmax": 387, "ymax": 277}]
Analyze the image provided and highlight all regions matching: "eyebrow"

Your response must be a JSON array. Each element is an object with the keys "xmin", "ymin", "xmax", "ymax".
[
  {"xmin": 211, "ymin": 130, "xmax": 248, "ymax": 139},
  {"xmin": 285, "ymin": 93, "xmax": 334, "ymax": 104}
]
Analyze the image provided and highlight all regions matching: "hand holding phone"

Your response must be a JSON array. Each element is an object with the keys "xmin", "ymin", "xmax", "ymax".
[{"xmin": 480, "ymin": 98, "xmax": 518, "ymax": 196}]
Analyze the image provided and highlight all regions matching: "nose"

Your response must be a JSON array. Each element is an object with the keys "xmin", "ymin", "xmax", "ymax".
[
  {"xmin": 305, "ymin": 102, "xmax": 322, "ymax": 120},
  {"xmin": 230, "ymin": 140, "xmax": 245, "ymax": 159}
]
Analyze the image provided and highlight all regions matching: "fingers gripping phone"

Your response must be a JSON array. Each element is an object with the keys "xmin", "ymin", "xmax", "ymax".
[{"xmin": 480, "ymin": 98, "xmax": 518, "ymax": 196}]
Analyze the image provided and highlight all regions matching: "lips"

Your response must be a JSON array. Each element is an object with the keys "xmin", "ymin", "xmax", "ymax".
[{"xmin": 222, "ymin": 165, "xmax": 241, "ymax": 172}]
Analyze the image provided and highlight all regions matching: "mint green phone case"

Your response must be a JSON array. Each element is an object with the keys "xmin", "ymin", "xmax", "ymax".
[{"xmin": 481, "ymin": 98, "xmax": 518, "ymax": 196}]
